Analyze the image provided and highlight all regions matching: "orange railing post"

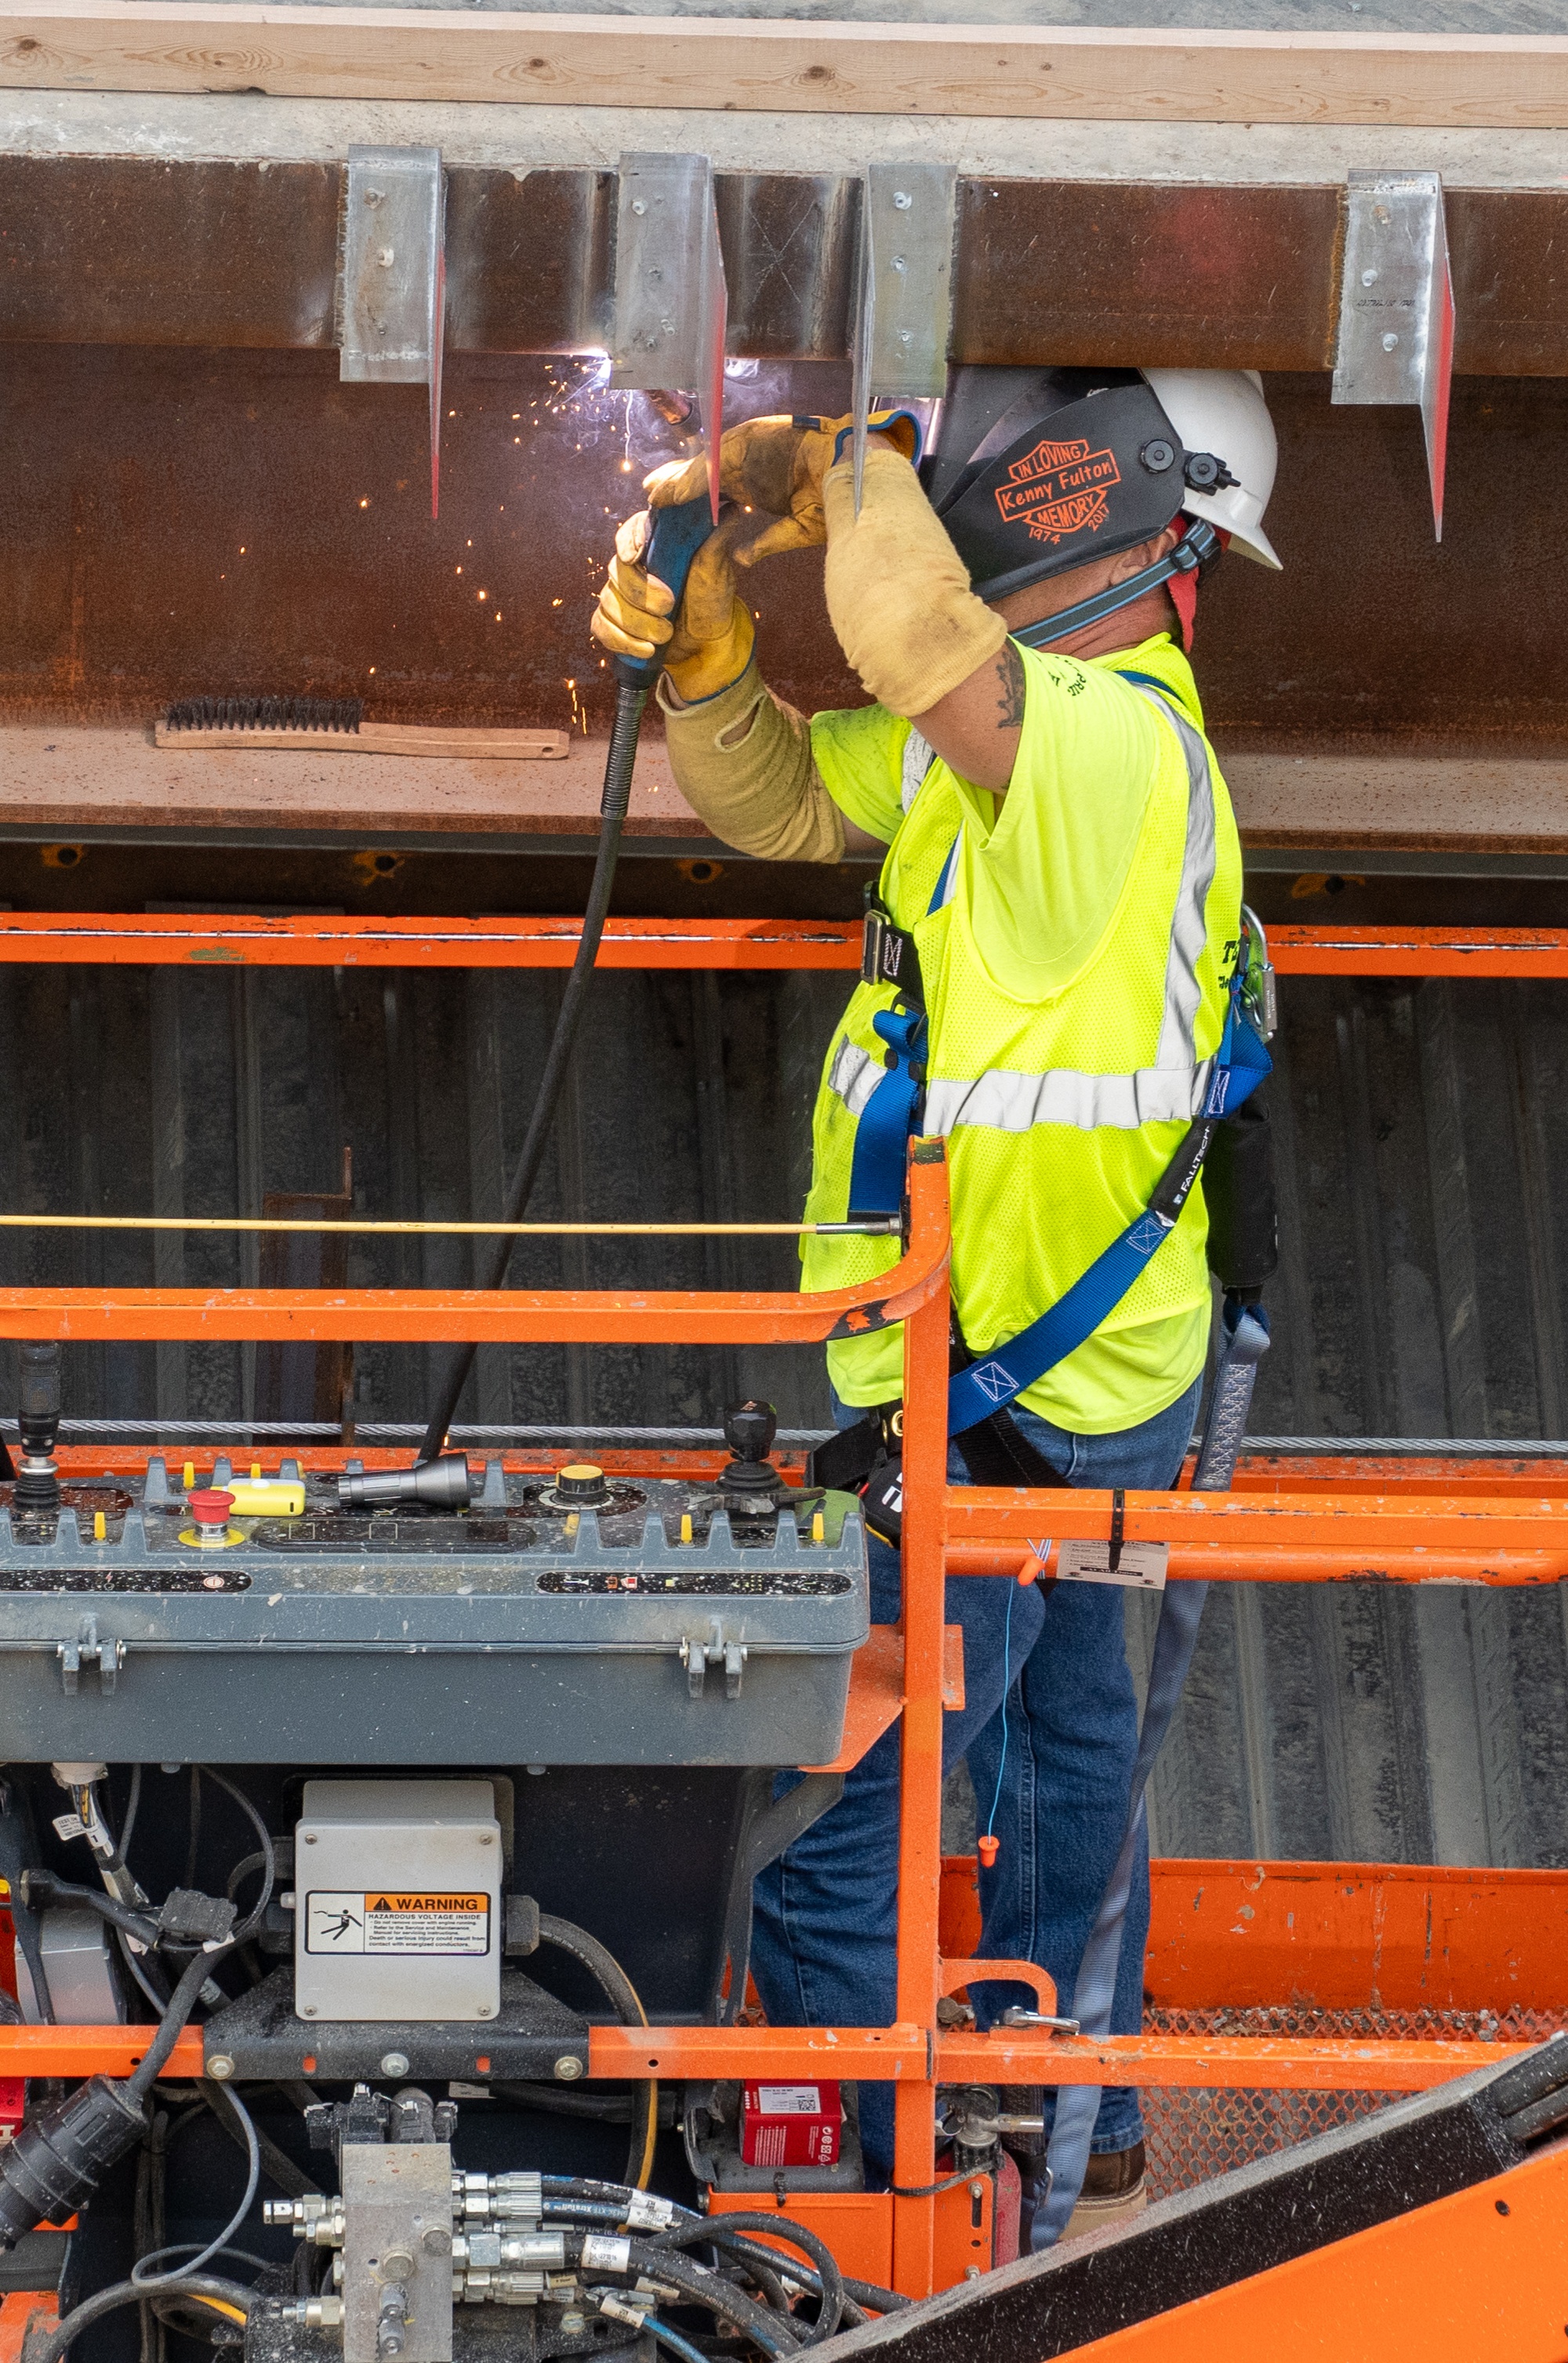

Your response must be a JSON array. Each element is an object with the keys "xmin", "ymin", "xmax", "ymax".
[{"xmin": 890, "ymin": 1142, "xmax": 953, "ymax": 2296}]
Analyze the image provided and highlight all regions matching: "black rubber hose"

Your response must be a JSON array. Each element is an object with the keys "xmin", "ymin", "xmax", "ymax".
[
  {"xmin": 653, "ymin": 2214, "xmax": 844, "ymax": 2343},
  {"xmin": 534, "ymin": 1910, "xmax": 658, "ymax": 2190},
  {"xmin": 21, "ymin": 1872, "xmax": 160, "ymax": 1951},
  {"xmin": 839, "ymin": 2276, "xmax": 910, "ymax": 2317},
  {"xmin": 569, "ymin": 2235, "xmax": 800, "ymax": 2358},
  {"xmin": 34, "ymin": 2275, "xmax": 253, "ymax": 2363},
  {"xmin": 193, "ymin": 1766, "xmax": 275, "ymax": 1943},
  {"xmin": 417, "ymin": 681, "xmax": 646, "ymax": 1463},
  {"xmin": 127, "ymin": 1945, "xmax": 227, "ymax": 2102}
]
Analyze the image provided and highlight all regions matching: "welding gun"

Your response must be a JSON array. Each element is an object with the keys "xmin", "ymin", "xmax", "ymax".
[{"xmin": 415, "ymin": 495, "xmax": 720, "ymax": 1465}]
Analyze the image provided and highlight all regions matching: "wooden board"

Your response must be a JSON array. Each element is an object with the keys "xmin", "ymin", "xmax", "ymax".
[
  {"xmin": 4, "ymin": 3, "xmax": 1568, "ymax": 128},
  {"xmin": 7, "ymin": 729, "xmax": 1568, "ymax": 856}
]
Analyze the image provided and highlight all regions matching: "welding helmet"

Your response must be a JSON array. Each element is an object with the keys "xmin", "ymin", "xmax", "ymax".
[{"xmin": 922, "ymin": 365, "xmax": 1280, "ymax": 608}]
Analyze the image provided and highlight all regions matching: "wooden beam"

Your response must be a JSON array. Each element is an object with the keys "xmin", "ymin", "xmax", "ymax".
[{"xmin": 4, "ymin": 3, "xmax": 1568, "ymax": 127}]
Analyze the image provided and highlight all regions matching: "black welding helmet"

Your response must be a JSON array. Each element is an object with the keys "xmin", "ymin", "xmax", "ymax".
[{"xmin": 921, "ymin": 365, "xmax": 1271, "ymax": 607}]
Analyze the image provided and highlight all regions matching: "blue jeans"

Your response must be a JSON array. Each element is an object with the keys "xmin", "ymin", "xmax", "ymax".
[{"xmin": 750, "ymin": 1376, "xmax": 1201, "ymax": 2180}]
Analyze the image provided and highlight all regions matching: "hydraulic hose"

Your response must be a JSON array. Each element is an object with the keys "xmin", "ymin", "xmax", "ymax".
[
  {"xmin": 35, "ymin": 2276, "xmax": 253, "ymax": 2363},
  {"xmin": 416, "ymin": 494, "xmax": 721, "ymax": 1465},
  {"xmin": 569, "ymin": 2235, "xmax": 800, "ymax": 2358},
  {"xmin": 655, "ymin": 2214, "xmax": 844, "ymax": 2344},
  {"xmin": 535, "ymin": 1913, "xmax": 658, "ymax": 2191}
]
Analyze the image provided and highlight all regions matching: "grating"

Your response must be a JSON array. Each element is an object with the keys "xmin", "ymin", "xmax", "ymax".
[{"xmin": 1141, "ymin": 2003, "xmax": 1568, "ymax": 2199}]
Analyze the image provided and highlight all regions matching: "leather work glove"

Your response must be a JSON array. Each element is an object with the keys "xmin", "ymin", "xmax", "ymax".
[
  {"xmin": 646, "ymin": 411, "xmax": 923, "ymax": 565},
  {"xmin": 590, "ymin": 506, "xmax": 756, "ymax": 703}
]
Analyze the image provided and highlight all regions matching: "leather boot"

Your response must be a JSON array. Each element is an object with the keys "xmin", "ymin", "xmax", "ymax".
[{"xmin": 1060, "ymin": 2139, "xmax": 1148, "ymax": 2241}]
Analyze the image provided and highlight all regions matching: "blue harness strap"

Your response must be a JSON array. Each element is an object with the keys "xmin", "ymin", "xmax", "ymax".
[
  {"xmin": 947, "ymin": 969, "xmax": 1269, "ymax": 1436},
  {"xmin": 845, "ymin": 835, "xmax": 959, "ymax": 1219}
]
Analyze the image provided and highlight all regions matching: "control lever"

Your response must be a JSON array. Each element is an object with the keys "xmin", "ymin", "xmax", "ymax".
[
  {"xmin": 14, "ymin": 1341, "xmax": 60, "ymax": 1512},
  {"xmin": 716, "ymin": 1399, "xmax": 786, "ymax": 1502}
]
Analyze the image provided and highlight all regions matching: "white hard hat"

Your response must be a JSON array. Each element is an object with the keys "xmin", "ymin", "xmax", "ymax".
[{"xmin": 1141, "ymin": 368, "xmax": 1281, "ymax": 571}]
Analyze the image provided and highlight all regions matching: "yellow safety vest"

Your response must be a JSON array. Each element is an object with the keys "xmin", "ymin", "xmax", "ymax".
[{"xmin": 800, "ymin": 634, "xmax": 1242, "ymax": 1436}]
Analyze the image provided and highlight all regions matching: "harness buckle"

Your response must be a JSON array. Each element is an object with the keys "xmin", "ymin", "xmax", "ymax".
[{"xmin": 861, "ymin": 907, "xmax": 909, "ymax": 989}]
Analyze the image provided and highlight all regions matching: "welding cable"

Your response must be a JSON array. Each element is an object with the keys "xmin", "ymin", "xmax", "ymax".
[
  {"xmin": 34, "ymin": 2277, "xmax": 254, "ymax": 2363},
  {"xmin": 561, "ymin": 2234, "xmax": 800, "ymax": 2357},
  {"xmin": 534, "ymin": 1915, "xmax": 658, "ymax": 2190},
  {"xmin": 650, "ymin": 2215, "xmax": 844, "ymax": 2343},
  {"xmin": 415, "ymin": 679, "xmax": 648, "ymax": 1468}
]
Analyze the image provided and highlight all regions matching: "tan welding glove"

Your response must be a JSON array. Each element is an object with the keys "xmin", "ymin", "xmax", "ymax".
[
  {"xmin": 590, "ymin": 507, "xmax": 756, "ymax": 703},
  {"xmin": 822, "ymin": 441, "xmax": 1006, "ymax": 719},
  {"xmin": 648, "ymin": 412, "xmax": 921, "ymax": 566}
]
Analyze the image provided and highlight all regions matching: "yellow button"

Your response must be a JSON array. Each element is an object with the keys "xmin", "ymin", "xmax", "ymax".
[{"xmin": 226, "ymin": 1480, "xmax": 305, "ymax": 1516}]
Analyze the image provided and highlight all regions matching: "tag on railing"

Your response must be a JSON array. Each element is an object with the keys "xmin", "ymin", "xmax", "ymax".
[{"xmin": 1055, "ymin": 1540, "xmax": 1168, "ymax": 1591}]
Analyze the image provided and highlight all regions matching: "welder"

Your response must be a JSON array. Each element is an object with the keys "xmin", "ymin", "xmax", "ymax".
[{"xmin": 592, "ymin": 367, "xmax": 1280, "ymax": 2242}]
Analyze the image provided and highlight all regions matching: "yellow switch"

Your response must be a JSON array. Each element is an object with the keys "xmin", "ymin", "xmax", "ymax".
[
  {"xmin": 226, "ymin": 1479, "xmax": 306, "ymax": 1516},
  {"xmin": 811, "ymin": 1512, "xmax": 825, "ymax": 1544},
  {"xmin": 93, "ymin": 1509, "xmax": 106, "ymax": 1542},
  {"xmin": 183, "ymin": 1461, "xmax": 196, "ymax": 1492},
  {"xmin": 250, "ymin": 1462, "xmax": 261, "ymax": 1482},
  {"xmin": 680, "ymin": 1512, "xmax": 693, "ymax": 1544}
]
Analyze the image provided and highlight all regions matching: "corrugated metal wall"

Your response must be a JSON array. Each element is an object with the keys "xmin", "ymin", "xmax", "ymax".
[
  {"xmin": 1141, "ymin": 969, "xmax": 1568, "ymax": 1875},
  {"xmin": 2, "ymin": 954, "xmax": 1566, "ymax": 1868}
]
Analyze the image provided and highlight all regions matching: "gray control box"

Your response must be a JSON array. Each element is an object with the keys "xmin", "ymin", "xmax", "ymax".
[{"xmin": 295, "ymin": 1780, "xmax": 502, "ymax": 2025}]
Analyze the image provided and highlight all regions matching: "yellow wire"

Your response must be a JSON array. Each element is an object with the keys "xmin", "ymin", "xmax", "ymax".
[
  {"xmin": 0, "ymin": 1215, "xmax": 853, "ymax": 1238},
  {"xmin": 193, "ymin": 2302, "xmax": 248, "ymax": 2325},
  {"xmin": 616, "ymin": 1962, "xmax": 659, "ymax": 2194}
]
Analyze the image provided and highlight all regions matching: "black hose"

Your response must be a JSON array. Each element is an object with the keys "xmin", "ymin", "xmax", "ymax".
[
  {"xmin": 494, "ymin": 2080, "xmax": 655, "ymax": 2126},
  {"xmin": 416, "ymin": 679, "xmax": 646, "ymax": 1463},
  {"xmin": 535, "ymin": 1911, "xmax": 658, "ymax": 2189},
  {"xmin": 21, "ymin": 1872, "xmax": 159, "ymax": 1951},
  {"xmin": 34, "ymin": 2276, "xmax": 253, "ymax": 2363},
  {"xmin": 571, "ymin": 2235, "xmax": 799, "ymax": 2358},
  {"xmin": 193, "ymin": 1767, "xmax": 275, "ymax": 1943},
  {"xmin": 128, "ymin": 1945, "xmax": 227, "ymax": 2102},
  {"xmin": 654, "ymin": 2214, "xmax": 844, "ymax": 2343}
]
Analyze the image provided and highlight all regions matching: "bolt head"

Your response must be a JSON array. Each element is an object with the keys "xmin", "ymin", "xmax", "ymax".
[
  {"xmin": 1382, "ymin": 331, "xmax": 1399, "ymax": 350},
  {"xmin": 554, "ymin": 2054, "xmax": 585, "ymax": 2082},
  {"xmin": 631, "ymin": 199, "xmax": 647, "ymax": 215},
  {"xmin": 379, "ymin": 2251, "xmax": 416, "ymax": 2281},
  {"xmin": 893, "ymin": 191, "xmax": 913, "ymax": 209},
  {"xmin": 380, "ymin": 2051, "xmax": 411, "ymax": 2078},
  {"xmin": 376, "ymin": 246, "xmax": 395, "ymax": 268},
  {"xmin": 421, "ymin": 2230, "xmax": 452, "ymax": 2258},
  {"xmin": 208, "ymin": 2055, "xmax": 234, "ymax": 2082},
  {"xmin": 1361, "ymin": 267, "xmax": 1378, "ymax": 286}
]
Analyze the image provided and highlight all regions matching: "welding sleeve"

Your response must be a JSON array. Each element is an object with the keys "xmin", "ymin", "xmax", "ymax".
[
  {"xmin": 822, "ymin": 443, "xmax": 1006, "ymax": 720},
  {"xmin": 656, "ymin": 661, "xmax": 848, "ymax": 865}
]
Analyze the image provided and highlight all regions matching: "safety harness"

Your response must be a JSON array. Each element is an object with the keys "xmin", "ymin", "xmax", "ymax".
[{"xmin": 809, "ymin": 669, "xmax": 1273, "ymax": 1529}]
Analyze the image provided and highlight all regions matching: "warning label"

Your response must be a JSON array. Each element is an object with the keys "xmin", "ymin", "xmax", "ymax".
[{"xmin": 305, "ymin": 1891, "xmax": 491, "ymax": 1957}]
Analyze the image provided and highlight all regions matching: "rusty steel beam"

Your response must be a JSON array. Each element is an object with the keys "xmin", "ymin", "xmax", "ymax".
[{"xmin": 5, "ymin": 158, "xmax": 1568, "ymax": 375}]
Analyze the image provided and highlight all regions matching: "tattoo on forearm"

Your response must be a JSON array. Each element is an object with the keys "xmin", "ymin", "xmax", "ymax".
[{"xmin": 995, "ymin": 642, "xmax": 1025, "ymax": 731}]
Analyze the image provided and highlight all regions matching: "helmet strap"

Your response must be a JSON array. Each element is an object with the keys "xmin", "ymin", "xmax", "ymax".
[{"xmin": 1008, "ymin": 517, "xmax": 1218, "ymax": 659}]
